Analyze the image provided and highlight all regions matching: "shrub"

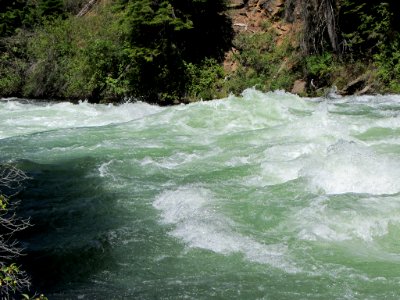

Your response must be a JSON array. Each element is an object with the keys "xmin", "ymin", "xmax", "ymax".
[
  {"xmin": 374, "ymin": 37, "xmax": 400, "ymax": 93},
  {"xmin": 225, "ymin": 25, "xmax": 298, "ymax": 94},
  {"xmin": 184, "ymin": 58, "xmax": 225, "ymax": 101}
]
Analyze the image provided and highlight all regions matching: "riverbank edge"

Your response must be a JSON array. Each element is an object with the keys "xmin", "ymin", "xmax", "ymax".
[{"xmin": 0, "ymin": 0, "xmax": 397, "ymax": 104}]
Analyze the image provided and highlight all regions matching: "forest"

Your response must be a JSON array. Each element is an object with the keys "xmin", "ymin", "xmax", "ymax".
[{"xmin": 0, "ymin": 0, "xmax": 400, "ymax": 102}]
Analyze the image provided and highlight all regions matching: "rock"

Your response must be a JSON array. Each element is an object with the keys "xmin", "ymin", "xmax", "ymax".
[
  {"xmin": 340, "ymin": 73, "xmax": 370, "ymax": 95},
  {"xmin": 291, "ymin": 80, "xmax": 306, "ymax": 94},
  {"xmin": 325, "ymin": 86, "xmax": 342, "ymax": 99}
]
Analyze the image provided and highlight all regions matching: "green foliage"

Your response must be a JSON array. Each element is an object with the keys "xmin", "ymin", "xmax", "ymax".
[
  {"xmin": 0, "ymin": 0, "xmax": 33, "ymax": 37},
  {"xmin": 0, "ymin": 0, "xmax": 77, "ymax": 97},
  {"xmin": 118, "ymin": 0, "xmax": 232, "ymax": 103},
  {"xmin": 22, "ymin": 6, "xmax": 129, "ymax": 101},
  {"xmin": 0, "ymin": 263, "xmax": 22, "ymax": 293},
  {"xmin": 305, "ymin": 53, "xmax": 333, "ymax": 77},
  {"xmin": 0, "ymin": 27, "xmax": 30, "ymax": 97},
  {"xmin": 0, "ymin": 0, "xmax": 232, "ymax": 103},
  {"xmin": 38, "ymin": 0, "xmax": 65, "ymax": 18},
  {"xmin": 0, "ymin": 165, "xmax": 38, "ymax": 298},
  {"xmin": 24, "ymin": 18, "xmax": 75, "ymax": 98},
  {"xmin": 225, "ymin": 28, "xmax": 297, "ymax": 95},
  {"xmin": 339, "ymin": 1, "xmax": 400, "ymax": 92},
  {"xmin": 374, "ymin": 35, "xmax": 400, "ymax": 93},
  {"xmin": 0, "ymin": 0, "xmax": 71, "ymax": 38},
  {"xmin": 184, "ymin": 58, "xmax": 225, "ymax": 101},
  {"xmin": 339, "ymin": 1, "xmax": 398, "ymax": 57},
  {"xmin": 0, "ymin": 194, "xmax": 8, "ymax": 210},
  {"xmin": 22, "ymin": 294, "xmax": 48, "ymax": 300},
  {"xmin": 0, "ymin": 51, "xmax": 26, "ymax": 96},
  {"xmin": 118, "ymin": 0, "xmax": 191, "ymax": 102},
  {"xmin": 4, "ymin": 0, "xmax": 400, "ymax": 100},
  {"xmin": 304, "ymin": 52, "xmax": 336, "ymax": 81},
  {"xmin": 62, "ymin": 0, "xmax": 87, "ymax": 15}
]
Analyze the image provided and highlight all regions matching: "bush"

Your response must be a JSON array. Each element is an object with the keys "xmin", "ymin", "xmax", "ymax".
[
  {"xmin": 225, "ymin": 25, "xmax": 298, "ymax": 95},
  {"xmin": 303, "ymin": 52, "xmax": 339, "ymax": 89},
  {"xmin": 1, "ymin": 0, "xmax": 233, "ymax": 103},
  {"xmin": 23, "ymin": 4, "xmax": 127, "ymax": 101},
  {"xmin": 374, "ymin": 37, "xmax": 400, "ymax": 93},
  {"xmin": 0, "ymin": 51, "xmax": 26, "ymax": 96},
  {"xmin": 115, "ymin": 0, "xmax": 233, "ymax": 104},
  {"xmin": 184, "ymin": 58, "xmax": 225, "ymax": 101}
]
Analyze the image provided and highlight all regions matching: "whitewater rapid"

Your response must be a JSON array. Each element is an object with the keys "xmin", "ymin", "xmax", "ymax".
[{"xmin": 1, "ymin": 90, "xmax": 400, "ymax": 298}]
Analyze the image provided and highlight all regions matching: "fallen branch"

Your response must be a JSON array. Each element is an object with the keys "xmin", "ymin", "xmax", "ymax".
[
  {"xmin": 76, "ymin": 0, "xmax": 99, "ymax": 17},
  {"xmin": 233, "ymin": 23, "xmax": 248, "ymax": 31},
  {"xmin": 227, "ymin": 0, "xmax": 249, "ymax": 10}
]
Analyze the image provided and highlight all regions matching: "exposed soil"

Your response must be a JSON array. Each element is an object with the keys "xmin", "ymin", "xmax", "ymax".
[
  {"xmin": 224, "ymin": 1, "xmax": 375, "ymax": 96},
  {"xmin": 224, "ymin": 0, "xmax": 302, "ymax": 77}
]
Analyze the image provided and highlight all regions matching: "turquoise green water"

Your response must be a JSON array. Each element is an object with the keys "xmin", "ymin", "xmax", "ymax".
[{"xmin": 1, "ymin": 90, "xmax": 400, "ymax": 299}]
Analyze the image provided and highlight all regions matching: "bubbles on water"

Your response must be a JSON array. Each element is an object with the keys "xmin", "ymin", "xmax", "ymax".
[
  {"xmin": 0, "ymin": 100, "xmax": 164, "ymax": 139},
  {"xmin": 98, "ymin": 160, "xmax": 117, "ymax": 178},
  {"xmin": 5, "ymin": 92, "xmax": 400, "ymax": 297},
  {"xmin": 301, "ymin": 140, "xmax": 400, "ymax": 195},
  {"xmin": 292, "ymin": 194, "xmax": 400, "ymax": 244},
  {"xmin": 140, "ymin": 152, "xmax": 204, "ymax": 170},
  {"xmin": 153, "ymin": 186, "xmax": 298, "ymax": 273}
]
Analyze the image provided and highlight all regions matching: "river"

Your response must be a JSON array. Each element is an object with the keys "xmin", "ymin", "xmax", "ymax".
[{"xmin": 1, "ymin": 89, "xmax": 400, "ymax": 299}]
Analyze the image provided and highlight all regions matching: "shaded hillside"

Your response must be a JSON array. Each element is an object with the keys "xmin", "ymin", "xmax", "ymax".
[
  {"xmin": 0, "ymin": 0, "xmax": 233, "ymax": 104},
  {"xmin": 225, "ymin": 0, "xmax": 400, "ymax": 96},
  {"xmin": 1, "ymin": 0, "xmax": 400, "ymax": 103}
]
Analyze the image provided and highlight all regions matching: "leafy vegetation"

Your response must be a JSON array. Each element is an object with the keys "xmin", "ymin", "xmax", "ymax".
[
  {"xmin": 0, "ymin": 0, "xmax": 233, "ymax": 104},
  {"xmin": 184, "ymin": 58, "xmax": 225, "ymax": 101},
  {"xmin": 1, "ymin": 0, "xmax": 400, "ymax": 102},
  {"xmin": 225, "ymin": 22, "xmax": 298, "ymax": 95},
  {"xmin": 114, "ymin": 0, "xmax": 232, "ymax": 103},
  {"xmin": 297, "ymin": 0, "xmax": 400, "ymax": 94}
]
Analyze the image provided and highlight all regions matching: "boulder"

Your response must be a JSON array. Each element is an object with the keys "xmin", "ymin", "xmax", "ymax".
[{"xmin": 291, "ymin": 79, "xmax": 306, "ymax": 94}]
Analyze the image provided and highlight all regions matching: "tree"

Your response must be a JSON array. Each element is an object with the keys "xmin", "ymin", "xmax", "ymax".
[
  {"xmin": 0, "ymin": 0, "xmax": 30, "ymax": 37},
  {"xmin": 118, "ymin": 0, "xmax": 233, "ymax": 103},
  {"xmin": 38, "ymin": 0, "xmax": 65, "ymax": 18},
  {"xmin": 299, "ymin": 0, "xmax": 340, "ymax": 55},
  {"xmin": 0, "ymin": 164, "xmax": 31, "ymax": 298},
  {"xmin": 338, "ymin": 0, "xmax": 400, "ymax": 56}
]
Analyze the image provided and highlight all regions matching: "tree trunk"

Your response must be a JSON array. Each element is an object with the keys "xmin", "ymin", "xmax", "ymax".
[
  {"xmin": 76, "ymin": 0, "xmax": 98, "ymax": 17},
  {"xmin": 323, "ymin": 0, "xmax": 339, "ymax": 53},
  {"xmin": 299, "ymin": 0, "xmax": 340, "ymax": 54}
]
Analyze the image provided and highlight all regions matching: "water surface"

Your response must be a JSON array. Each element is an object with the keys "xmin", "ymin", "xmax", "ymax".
[{"xmin": 1, "ymin": 90, "xmax": 400, "ymax": 299}]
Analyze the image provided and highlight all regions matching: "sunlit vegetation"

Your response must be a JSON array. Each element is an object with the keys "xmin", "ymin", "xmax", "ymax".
[
  {"xmin": 1, "ymin": 0, "xmax": 400, "ymax": 102},
  {"xmin": 0, "ymin": 0, "xmax": 233, "ymax": 104}
]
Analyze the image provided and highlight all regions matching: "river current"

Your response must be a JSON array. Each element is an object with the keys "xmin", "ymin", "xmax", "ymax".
[{"xmin": 1, "ymin": 90, "xmax": 400, "ymax": 299}]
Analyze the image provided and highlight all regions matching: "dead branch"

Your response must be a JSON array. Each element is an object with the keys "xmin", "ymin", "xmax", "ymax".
[
  {"xmin": 76, "ymin": 0, "xmax": 99, "ymax": 17},
  {"xmin": 0, "ymin": 164, "xmax": 31, "ymax": 296}
]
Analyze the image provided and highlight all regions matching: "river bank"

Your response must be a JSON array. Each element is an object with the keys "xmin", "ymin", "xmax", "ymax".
[{"xmin": 1, "ymin": 0, "xmax": 400, "ymax": 104}]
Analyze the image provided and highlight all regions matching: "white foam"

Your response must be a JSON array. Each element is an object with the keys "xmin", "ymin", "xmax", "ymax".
[
  {"xmin": 292, "ymin": 195, "xmax": 400, "ymax": 243},
  {"xmin": 0, "ymin": 100, "xmax": 164, "ymax": 139},
  {"xmin": 262, "ymin": 143, "xmax": 317, "ymax": 161},
  {"xmin": 156, "ymin": 152, "xmax": 202, "ymax": 170},
  {"xmin": 301, "ymin": 140, "xmax": 400, "ymax": 195},
  {"xmin": 153, "ymin": 186, "xmax": 298, "ymax": 272},
  {"xmin": 98, "ymin": 160, "xmax": 116, "ymax": 177}
]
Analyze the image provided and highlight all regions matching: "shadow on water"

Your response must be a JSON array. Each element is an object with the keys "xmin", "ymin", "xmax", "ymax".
[{"xmin": 14, "ymin": 157, "xmax": 121, "ymax": 293}]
